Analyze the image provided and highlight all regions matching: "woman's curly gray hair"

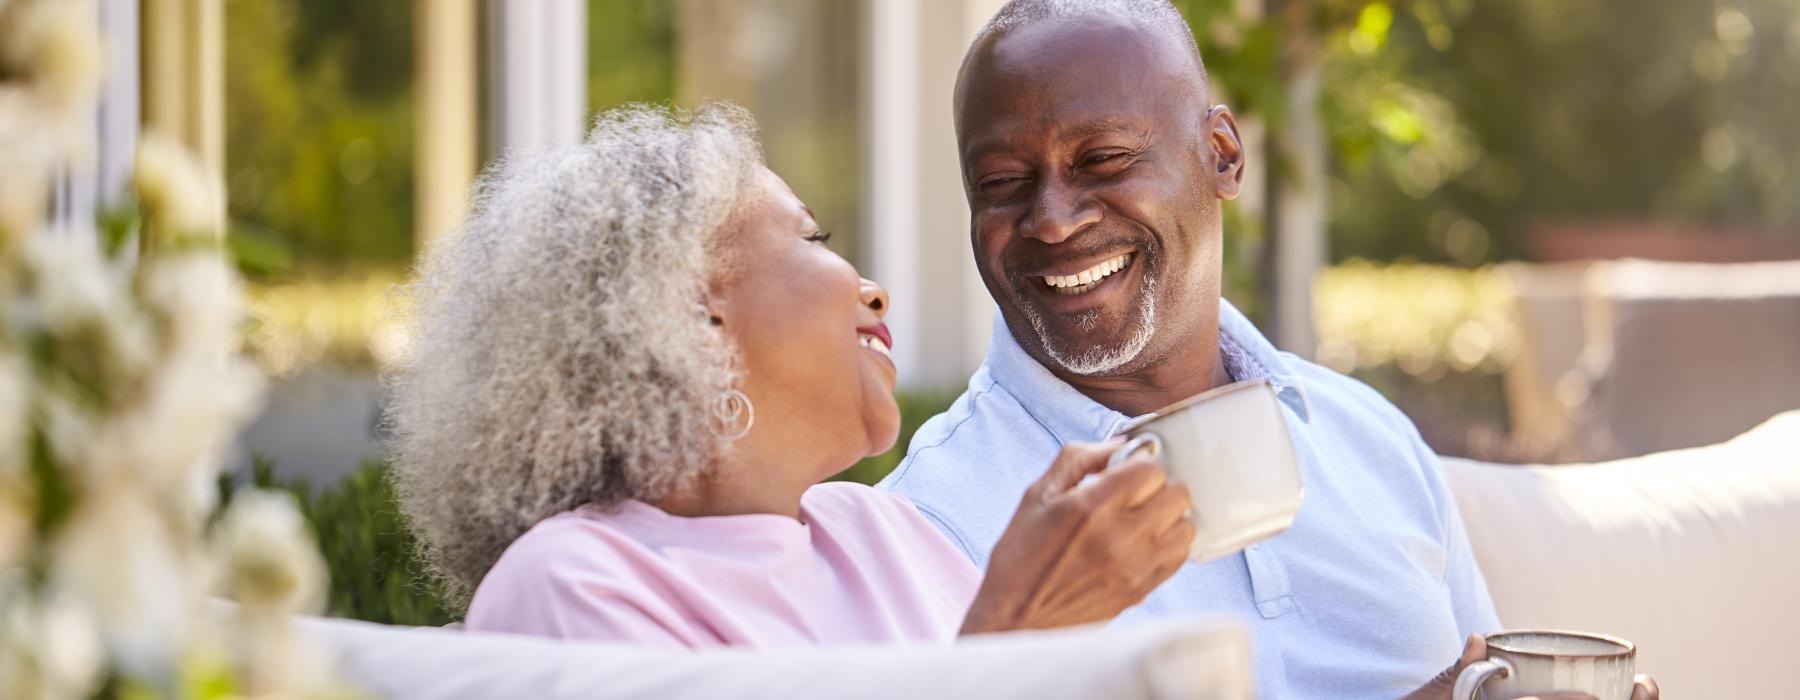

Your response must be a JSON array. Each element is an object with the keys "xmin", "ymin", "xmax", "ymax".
[{"xmin": 387, "ymin": 103, "xmax": 763, "ymax": 603}]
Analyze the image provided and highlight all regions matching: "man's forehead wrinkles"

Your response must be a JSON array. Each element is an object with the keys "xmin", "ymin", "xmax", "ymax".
[{"xmin": 1060, "ymin": 117, "xmax": 1139, "ymax": 141}]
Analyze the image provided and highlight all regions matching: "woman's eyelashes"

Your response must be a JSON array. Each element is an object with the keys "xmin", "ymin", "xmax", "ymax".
[{"xmin": 806, "ymin": 230, "xmax": 833, "ymax": 244}]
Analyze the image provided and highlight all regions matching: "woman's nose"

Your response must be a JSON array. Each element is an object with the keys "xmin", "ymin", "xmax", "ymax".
[{"xmin": 859, "ymin": 278, "xmax": 889, "ymax": 318}]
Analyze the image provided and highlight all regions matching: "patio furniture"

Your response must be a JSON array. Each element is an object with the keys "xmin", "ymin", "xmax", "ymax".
[
  {"xmin": 1500, "ymin": 259, "xmax": 1800, "ymax": 460},
  {"xmin": 300, "ymin": 614, "xmax": 1253, "ymax": 700},
  {"xmin": 1445, "ymin": 410, "xmax": 1800, "ymax": 699},
  {"xmin": 295, "ymin": 412, "xmax": 1798, "ymax": 699}
]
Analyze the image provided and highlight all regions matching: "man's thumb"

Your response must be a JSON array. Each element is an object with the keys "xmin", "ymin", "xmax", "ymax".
[
  {"xmin": 1038, "ymin": 438, "xmax": 1124, "ymax": 493},
  {"xmin": 1407, "ymin": 635, "xmax": 1487, "ymax": 700}
]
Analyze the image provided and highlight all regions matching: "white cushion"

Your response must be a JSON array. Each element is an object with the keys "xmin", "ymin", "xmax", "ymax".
[
  {"xmin": 302, "ymin": 615, "xmax": 1252, "ymax": 700},
  {"xmin": 1442, "ymin": 411, "xmax": 1800, "ymax": 699}
]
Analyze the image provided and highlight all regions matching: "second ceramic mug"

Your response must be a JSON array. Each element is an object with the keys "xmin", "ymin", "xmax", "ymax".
[
  {"xmin": 1451, "ymin": 630, "xmax": 1637, "ymax": 700},
  {"xmin": 1106, "ymin": 379, "xmax": 1305, "ymax": 563}
]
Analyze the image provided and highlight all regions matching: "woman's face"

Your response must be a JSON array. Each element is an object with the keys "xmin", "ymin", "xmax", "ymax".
[{"xmin": 710, "ymin": 167, "xmax": 898, "ymax": 483}]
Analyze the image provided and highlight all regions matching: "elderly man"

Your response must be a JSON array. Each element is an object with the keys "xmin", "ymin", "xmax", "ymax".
[{"xmin": 877, "ymin": 1, "xmax": 1654, "ymax": 698}]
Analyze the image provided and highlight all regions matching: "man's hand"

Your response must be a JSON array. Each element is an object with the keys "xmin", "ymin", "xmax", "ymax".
[
  {"xmin": 1401, "ymin": 635, "xmax": 1661, "ymax": 700},
  {"xmin": 960, "ymin": 439, "xmax": 1195, "ymax": 634}
]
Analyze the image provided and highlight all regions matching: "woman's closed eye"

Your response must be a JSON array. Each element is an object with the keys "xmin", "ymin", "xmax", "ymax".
[{"xmin": 806, "ymin": 230, "xmax": 833, "ymax": 244}]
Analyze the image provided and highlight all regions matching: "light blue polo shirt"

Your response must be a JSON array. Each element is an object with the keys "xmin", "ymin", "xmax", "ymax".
[{"xmin": 878, "ymin": 299, "xmax": 1500, "ymax": 699}]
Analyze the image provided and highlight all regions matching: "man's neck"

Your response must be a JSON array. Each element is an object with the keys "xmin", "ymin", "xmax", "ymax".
[{"xmin": 1055, "ymin": 331, "xmax": 1231, "ymax": 417}]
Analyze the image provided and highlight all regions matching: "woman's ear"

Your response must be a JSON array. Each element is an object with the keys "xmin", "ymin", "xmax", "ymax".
[
  {"xmin": 1206, "ymin": 105, "xmax": 1246, "ymax": 201},
  {"xmin": 696, "ymin": 301, "xmax": 724, "ymax": 327}
]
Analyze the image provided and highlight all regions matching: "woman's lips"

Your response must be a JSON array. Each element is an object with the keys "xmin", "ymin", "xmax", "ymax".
[{"xmin": 857, "ymin": 323, "xmax": 894, "ymax": 363}]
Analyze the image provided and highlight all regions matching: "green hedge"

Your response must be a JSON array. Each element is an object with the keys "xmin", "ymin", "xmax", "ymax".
[{"xmin": 241, "ymin": 458, "xmax": 453, "ymax": 627}]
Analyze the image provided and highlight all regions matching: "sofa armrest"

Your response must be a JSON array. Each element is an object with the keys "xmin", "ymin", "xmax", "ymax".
[
  {"xmin": 300, "ymin": 616, "xmax": 1251, "ymax": 700},
  {"xmin": 1441, "ymin": 411, "xmax": 1800, "ymax": 699}
]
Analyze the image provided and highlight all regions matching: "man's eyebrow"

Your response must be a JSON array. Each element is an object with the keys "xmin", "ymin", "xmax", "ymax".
[{"xmin": 1059, "ymin": 118, "xmax": 1137, "ymax": 141}]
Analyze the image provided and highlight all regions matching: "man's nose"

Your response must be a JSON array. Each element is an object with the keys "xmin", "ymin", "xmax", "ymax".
[{"xmin": 1023, "ymin": 178, "xmax": 1101, "ymax": 244}]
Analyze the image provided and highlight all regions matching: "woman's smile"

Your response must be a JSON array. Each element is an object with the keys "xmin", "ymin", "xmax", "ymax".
[{"xmin": 858, "ymin": 323, "xmax": 895, "ymax": 368}]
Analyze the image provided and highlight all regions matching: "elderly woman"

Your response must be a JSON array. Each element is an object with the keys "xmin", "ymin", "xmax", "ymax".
[{"xmin": 387, "ymin": 104, "xmax": 1193, "ymax": 648}]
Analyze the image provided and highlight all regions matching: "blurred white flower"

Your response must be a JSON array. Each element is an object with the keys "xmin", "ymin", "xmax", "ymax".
[
  {"xmin": 215, "ymin": 490, "xmax": 326, "ymax": 616},
  {"xmin": 0, "ymin": 136, "xmax": 52, "ymax": 246},
  {"xmin": 0, "ymin": 0, "xmax": 103, "ymax": 115},
  {"xmin": 0, "ymin": 350, "xmax": 27, "ymax": 478},
  {"xmin": 233, "ymin": 611, "xmax": 332, "ymax": 698},
  {"xmin": 134, "ymin": 134, "xmax": 223, "ymax": 245},
  {"xmin": 49, "ymin": 491, "xmax": 197, "ymax": 679},
  {"xmin": 0, "ymin": 351, "xmax": 26, "ymax": 568},
  {"xmin": 86, "ymin": 354, "xmax": 263, "ymax": 524},
  {"xmin": 141, "ymin": 252, "xmax": 245, "ymax": 358},
  {"xmin": 0, "ymin": 3, "xmax": 349, "ymax": 697},
  {"xmin": 22, "ymin": 233, "xmax": 110, "ymax": 329},
  {"xmin": 0, "ymin": 577, "xmax": 106, "ymax": 700},
  {"xmin": 0, "ymin": 489, "xmax": 27, "ymax": 574}
]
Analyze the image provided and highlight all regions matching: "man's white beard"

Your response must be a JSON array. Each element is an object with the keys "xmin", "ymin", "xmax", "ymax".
[{"xmin": 1018, "ymin": 274, "xmax": 1158, "ymax": 376}]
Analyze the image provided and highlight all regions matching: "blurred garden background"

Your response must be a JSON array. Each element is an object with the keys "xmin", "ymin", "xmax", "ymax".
[{"xmin": 183, "ymin": 0, "xmax": 1799, "ymax": 623}]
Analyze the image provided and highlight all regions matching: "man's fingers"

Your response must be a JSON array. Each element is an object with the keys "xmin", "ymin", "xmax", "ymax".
[
  {"xmin": 1153, "ymin": 515, "xmax": 1196, "ymax": 568},
  {"xmin": 1038, "ymin": 439, "xmax": 1125, "ymax": 494},
  {"xmin": 1078, "ymin": 456, "xmax": 1166, "ymax": 508},
  {"xmin": 1425, "ymin": 634, "xmax": 1487, "ymax": 690},
  {"xmin": 1461, "ymin": 634, "xmax": 1487, "ymax": 665},
  {"xmin": 1134, "ymin": 481, "xmax": 1193, "ymax": 532}
]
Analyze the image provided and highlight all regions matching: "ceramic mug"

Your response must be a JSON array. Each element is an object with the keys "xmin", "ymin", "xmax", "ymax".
[
  {"xmin": 1106, "ymin": 379, "xmax": 1304, "ymax": 563},
  {"xmin": 1452, "ymin": 630, "xmax": 1637, "ymax": 700}
]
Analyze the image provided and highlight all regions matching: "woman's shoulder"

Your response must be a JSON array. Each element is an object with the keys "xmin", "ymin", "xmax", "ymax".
[
  {"xmin": 465, "ymin": 505, "xmax": 696, "ymax": 643},
  {"xmin": 800, "ymin": 481, "xmax": 948, "ymax": 541},
  {"xmin": 802, "ymin": 480, "xmax": 915, "ymax": 516},
  {"xmin": 476, "ymin": 507, "xmax": 644, "ymax": 591}
]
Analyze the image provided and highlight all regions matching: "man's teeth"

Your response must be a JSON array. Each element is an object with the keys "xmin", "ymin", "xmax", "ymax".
[
  {"xmin": 1042, "ymin": 253, "xmax": 1132, "ymax": 294},
  {"xmin": 859, "ymin": 334, "xmax": 892, "ymax": 359}
]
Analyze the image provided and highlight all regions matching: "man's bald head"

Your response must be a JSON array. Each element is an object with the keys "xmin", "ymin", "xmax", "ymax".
[
  {"xmin": 951, "ymin": 0, "xmax": 1247, "ymax": 393},
  {"xmin": 957, "ymin": 0, "xmax": 1209, "ymax": 125}
]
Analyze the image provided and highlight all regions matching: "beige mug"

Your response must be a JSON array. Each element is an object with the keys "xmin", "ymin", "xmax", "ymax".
[
  {"xmin": 1106, "ymin": 379, "xmax": 1304, "ymax": 563},
  {"xmin": 1452, "ymin": 630, "xmax": 1637, "ymax": 700}
]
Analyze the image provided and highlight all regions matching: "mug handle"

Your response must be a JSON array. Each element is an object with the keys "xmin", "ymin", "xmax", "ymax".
[
  {"xmin": 1452, "ymin": 658, "xmax": 1513, "ymax": 700},
  {"xmin": 1107, "ymin": 433, "xmax": 1163, "ymax": 469}
]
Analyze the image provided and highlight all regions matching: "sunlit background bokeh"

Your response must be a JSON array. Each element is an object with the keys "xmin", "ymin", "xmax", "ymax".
[
  {"xmin": 210, "ymin": 0, "xmax": 1800, "ymax": 488},
  {"xmin": 2, "ymin": 0, "xmax": 1790, "ymax": 687},
  {"xmin": 4, "ymin": 0, "xmax": 1789, "ymax": 642}
]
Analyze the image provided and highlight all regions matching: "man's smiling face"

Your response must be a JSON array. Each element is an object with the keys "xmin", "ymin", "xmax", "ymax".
[{"xmin": 957, "ymin": 16, "xmax": 1241, "ymax": 378}]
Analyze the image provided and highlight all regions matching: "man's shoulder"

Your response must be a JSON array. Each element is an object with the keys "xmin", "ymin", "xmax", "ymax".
[
  {"xmin": 876, "ymin": 375, "xmax": 1054, "ymax": 561},
  {"xmin": 879, "ymin": 373, "xmax": 1023, "ymax": 490},
  {"xmin": 1279, "ymin": 351, "xmax": 1421, "ymax": 441}
]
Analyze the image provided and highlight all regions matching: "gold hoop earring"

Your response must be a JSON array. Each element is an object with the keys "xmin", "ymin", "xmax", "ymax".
[{"xmin": 711, "ymin": 389, "xmax": 754, "ymax": 441}]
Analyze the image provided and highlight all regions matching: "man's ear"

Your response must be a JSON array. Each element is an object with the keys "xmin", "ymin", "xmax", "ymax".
[{"xmin": 1206, "ymin": 105, "xmax": 1246, "ymax": 201}]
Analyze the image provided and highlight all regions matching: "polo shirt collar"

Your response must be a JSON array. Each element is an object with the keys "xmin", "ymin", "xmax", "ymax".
[{"xmin": 983, "ymin": 297, "xmax": 1312, "ymax": 445}]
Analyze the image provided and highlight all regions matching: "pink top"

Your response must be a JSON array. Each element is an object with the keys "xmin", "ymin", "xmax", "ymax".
[{"xmin": 464, "ymin": 482, "xmax": 983, "ymax": 649}]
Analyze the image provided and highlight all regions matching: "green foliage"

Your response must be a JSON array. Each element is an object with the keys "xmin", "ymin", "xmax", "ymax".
[
  {"xmin": 588, "ymin": 0, "xmax": 678, "ymax": 111},
  {"xmin": 242, "ymin": 457, "xmax": 452, "ymax": 627},
  {"xmin": 1178, "ymin": 0, "xmax": 1800, "ymax": 270},
  {"xmin": 224, "ymin": 0, "xmax": 685, "ymax": 271},
  {"xmin": 1312, "ymin": 261, "xmax": 1513, "ymax": 376},
  {"xmin": 224, "ymin": 0, "xmax": 415, "ymax": 269},
  {"xmin": 1329, "ymin": 0, "xmax": 1800, "ymax": 263}
]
